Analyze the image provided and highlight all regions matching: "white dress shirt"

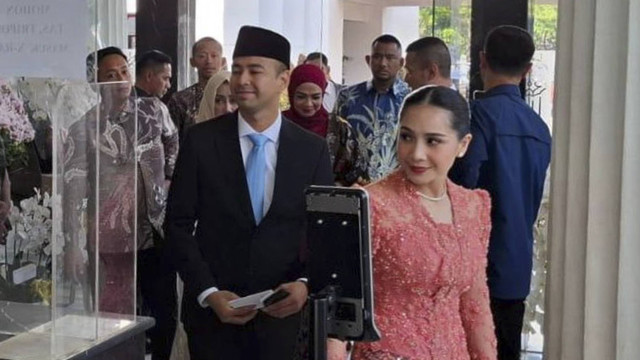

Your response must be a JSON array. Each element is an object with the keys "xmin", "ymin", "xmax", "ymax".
[
  {"xmin": 197, "ymin": 113, "xmax": 282, "ymax": 308},
  {"xmin": 323, "ymin": 81, "xmax": 339, "ymax": 113}
]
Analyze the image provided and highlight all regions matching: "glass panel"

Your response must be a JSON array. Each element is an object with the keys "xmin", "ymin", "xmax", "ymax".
[
  {"xmin": 0, "ymin": 0, "xmax": 142, "ymax": 358},
  {"xmin": 0, "ymin": 0, "xmax": 96, "ymax": 355},
  {"xmin": 53, "ymin": 80, "xmax": 138, "ymax": 355},
  {"xmin": 419, "ymin": 0, "xmax": 472, "ymax": 98},
  {"xmin": 523, "ymin": 0, "xmax": 558, "ymax": 357}
]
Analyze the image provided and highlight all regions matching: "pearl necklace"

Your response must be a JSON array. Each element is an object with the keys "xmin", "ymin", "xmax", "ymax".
[{"xmin": 415, "ymin": 189, "xmax": 447, "ymax": 202}]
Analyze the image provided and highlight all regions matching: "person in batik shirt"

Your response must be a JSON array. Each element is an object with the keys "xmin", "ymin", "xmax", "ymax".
[
  {"xmin": 167, "ymin": 37, "xmax": 226, "ymax": 140},
  {"xmin": 336, "ymin": 34, "xmax": 410, "ymax": 182},
  {"xmin": 64, "ymin": 48, "xmax": 179, "ymax": 320}
]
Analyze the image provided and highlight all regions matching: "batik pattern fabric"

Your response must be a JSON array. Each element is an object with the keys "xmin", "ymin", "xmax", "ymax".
[
  {"xmin": 325, "ymin": 113, "xmax": 368, "ymax": 186},
  {"xmin": 352, "ymin": 170, "xmax": 497, "ymax": 360},
  {"xmin": 335, "ymin": 78, "xmax": 410, "ymax": 181},
  {"xmin": 167, "ymin": 82, "xmax": 205, "ymax": 140},
  {"xmin": 63, "ymin": 96, "xmax": 179, "ymax": 253}
]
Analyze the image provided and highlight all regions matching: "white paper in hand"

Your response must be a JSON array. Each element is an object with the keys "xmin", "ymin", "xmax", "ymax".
[{"xmin": 228, "ymin": 290, "xmax": 274, "ymax": 309}]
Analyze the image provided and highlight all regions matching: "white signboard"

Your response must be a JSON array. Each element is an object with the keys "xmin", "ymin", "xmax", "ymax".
[{"xmin": 0, "ymin": 0, "xmax": 90, "ymax": 80}]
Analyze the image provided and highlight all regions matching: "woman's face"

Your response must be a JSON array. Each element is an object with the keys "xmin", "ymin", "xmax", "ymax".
[
  {"xmin": 292, "ymin": 82, "xmax": 323, "ymax": 117},
  {"xmin": 213, "ymin": 82, "xmax": 237, "ymax": 117},
  {"xmin": 397, "ymin": 104, "xmax": 471, "ymax": 193}
]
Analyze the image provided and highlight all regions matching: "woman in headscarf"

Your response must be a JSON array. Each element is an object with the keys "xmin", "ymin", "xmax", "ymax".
[
  {"xmin": 195, "ymin": 70, "xmax": 237, "ymax": 123},
  {"xmin": 283, "ymin": 64, "xmax": 367, "ymax": 186}
]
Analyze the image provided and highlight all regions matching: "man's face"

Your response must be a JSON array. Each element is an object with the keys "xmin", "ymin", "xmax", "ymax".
[
  {"xmin": 230, "ymin": 56, "xmax": 289, "ymax": 115},
  {"xmin": 97, "ymin": 54, "xmax": 132, "ymax": 101},
  {"xmin": 304, "ymin": 58, "xmax": 330, "ymax": 80},
  {"xmin": 404, "ymin": 51, "xmax": 429, "ymax": 90},
  {"xmin": 367, "ymin": 42, "xmax": 404, "ymax": 82},
  {"xmin": 190, "ymin": 40, "xmax": 224, "ymax": 80},
  {"xmin": 143, "ymin": 63, "xmax": 172, "ymax": 97}
]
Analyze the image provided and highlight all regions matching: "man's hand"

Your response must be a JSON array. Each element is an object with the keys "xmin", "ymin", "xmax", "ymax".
[
  {"xmin": 207, "ymin": 291, "xmax": 258, "ymax": 325},
  {"xmin": 63, "ymin": 244, "xmax": 86, "ymax": 283},
  {"xmin": 327, "ymin": 339, "xmax": 349, "ymax": 360},
  {"xmin": 262, "ymin": 281, "xmax": 308, "ymax": 318}
]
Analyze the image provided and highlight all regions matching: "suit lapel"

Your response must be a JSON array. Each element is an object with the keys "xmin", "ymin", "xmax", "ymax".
[
  {"xmin": 215, "ymin": 112, "xmax": 256, "ymax": 224},
  {"xmin": 265, "ymin": 119, "xmax": 297, "ymax": 222}
]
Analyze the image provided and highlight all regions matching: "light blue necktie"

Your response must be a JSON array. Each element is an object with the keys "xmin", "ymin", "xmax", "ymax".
[{"xmin": 246, "ymin": 133, "xmax": 268, "ymax": 223}]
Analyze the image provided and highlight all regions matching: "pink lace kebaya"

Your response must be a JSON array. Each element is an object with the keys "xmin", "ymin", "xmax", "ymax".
[{"xmin": 352, "ymin": 170, "xmax": 497, "ymax": 360}]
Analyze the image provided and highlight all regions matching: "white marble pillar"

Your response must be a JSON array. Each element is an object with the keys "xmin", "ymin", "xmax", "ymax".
[
  {"xmin": 284, "ymin": 0, "xmax": 309, "ymax": 65},
  {"xmin": 96, "ymin": 0, "xmax": 127, "ymax": 49},
  {"xmin": 322, "ymin": 0, "xmax": 344, "ymax": 82},
  {"xmin": 382, "ymin": 6, "xmax": 419, "ymax": 51},
  {"xmin": 544, "ymin": 0, "xmax": 640, "ymax": 359},
  {"xmin": 222, "ymin": 0, "xmax": 259, "ymax": 58}
]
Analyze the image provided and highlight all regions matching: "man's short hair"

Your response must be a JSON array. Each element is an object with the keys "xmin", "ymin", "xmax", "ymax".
[
  {"xmin": 191, "ymin": 37, "xmax": 222, "ymax": 57},
  {"xmin": 406, "ymin": 37, "xmax": 451, "ymax": 78},
  {"xmin": 305, "ymin": 52, "xmax": 328, "ymax": 66},
  {"xmin": 136, "ymin": 50, "xmax": 172, "ymax": 75},
  {"xmin": 483, "ymin": 25, "xmax": 535, "ymax": 76},
  {"xmin": 371, "ymin": 34, "xmax": 402, "ymax": 52},
  {"xmin": 86, "ymin": 46, "xmax": 127, "ymax": 82}
]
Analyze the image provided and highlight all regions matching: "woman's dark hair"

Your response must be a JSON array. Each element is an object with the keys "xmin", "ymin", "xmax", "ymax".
[{"xmin": 399, "ymin": 86, "xmax": 470, "ymax": 139}]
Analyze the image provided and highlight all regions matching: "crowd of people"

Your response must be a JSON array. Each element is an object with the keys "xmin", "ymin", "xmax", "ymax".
[{"xmin": 65, "ymin": 23, "xmax": 551, "ymax": 360}]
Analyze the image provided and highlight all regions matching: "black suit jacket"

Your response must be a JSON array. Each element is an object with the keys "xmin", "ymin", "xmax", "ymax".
[{"xmin": 164, "ymin": 111, "xmax": 333, "ymax": 358}]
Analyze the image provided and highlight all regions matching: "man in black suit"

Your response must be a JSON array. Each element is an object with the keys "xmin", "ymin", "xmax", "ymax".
[{"xmin": 165, "ymin": 26, "xmax": 334, "ymax": 360}]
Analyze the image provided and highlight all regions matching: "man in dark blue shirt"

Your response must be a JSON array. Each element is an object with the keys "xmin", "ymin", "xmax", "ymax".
[{"xmin": 450, "ymin": 26, "xmax": 551, "ymax": 360}]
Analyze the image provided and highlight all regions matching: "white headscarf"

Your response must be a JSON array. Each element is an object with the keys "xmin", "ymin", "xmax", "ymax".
[{"xmin": 195, "ymin": 70, "xmax": 231, "ymax": 123}]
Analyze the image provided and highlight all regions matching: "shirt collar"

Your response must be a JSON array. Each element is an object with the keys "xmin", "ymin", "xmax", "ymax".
[
  {"xmin": 365, "ymin": 77, "xmax": 405, "ymax": 96},
  {"xmin": 101, "ymin": 97, "xmax": 135, "ymax": 124},
  {"xmin": 134, "ymin": 86, "xmax": 152, "ymax": 98},
  {"xmin": 238, "ymin": 111, "xmax": 282, "ymax": 144},
  {"xmin": 484, "ymin": 84, "xmax": 522, "ymax": 98}
]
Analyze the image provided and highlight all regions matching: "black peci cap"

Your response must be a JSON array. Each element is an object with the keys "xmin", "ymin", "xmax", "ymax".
[{"xmin": 232, "ymin": 25, "xmax": 291, "ymax": 69}]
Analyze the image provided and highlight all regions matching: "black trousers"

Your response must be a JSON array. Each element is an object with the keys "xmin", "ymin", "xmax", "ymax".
[
  {"xmin": 138, "ymin": 247, "xmax": 178, "ymax": 360},
  {"xmin": 184, "ymin": 307, "xmax": 301, "ymax": 360},
  {"xmin": 490, "ymin": 297, "xmax": 525, "ymax": 360}
]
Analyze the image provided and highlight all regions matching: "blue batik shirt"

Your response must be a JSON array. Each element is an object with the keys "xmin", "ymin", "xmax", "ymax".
[{"xmin": 336, "ymin": 78, "xmax": 410, "ymax": 181}]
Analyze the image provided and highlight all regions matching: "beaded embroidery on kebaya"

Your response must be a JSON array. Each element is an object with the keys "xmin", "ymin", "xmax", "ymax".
[{"xmin": 352, "ymin": 170, "xmax": 497, "ymax": 360}]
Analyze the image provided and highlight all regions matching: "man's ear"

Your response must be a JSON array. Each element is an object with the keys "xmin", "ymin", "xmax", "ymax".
[
  {"xmin": 189, "ymin": 57, "xmax": 196, "ymax": 68},
  {"xmin": 427, "ymin": 62, "xmax": 439, "ymax": 81},
  {"xmin": 144, "ymin": 69, "xmax": 153, "ymax": 82},
  {"xmin": 365, "ymin": 55, "xmax": 371, "ymax": 67},
  {"xmin": 279, "ymin": 68, "xmax": 291, "ymax": 90},
  {"xmin": 479, "ymin": 51, "xmax": 487, "ymax": 70},
  {"xmin": 221, "ymin": 57, "xmax": 228, "ymax": 70},
  {"xmin": 399, "ymin": 57, "xmax": 405, "ymax": 68}
]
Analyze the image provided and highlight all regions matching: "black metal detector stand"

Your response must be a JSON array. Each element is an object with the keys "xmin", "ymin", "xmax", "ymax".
[{"xmin": 309, "ymin": 286, "xmax": 338, "ymax": 360}]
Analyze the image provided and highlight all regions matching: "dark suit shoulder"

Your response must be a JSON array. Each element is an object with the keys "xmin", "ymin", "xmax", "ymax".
[
  {"xmin": 281, "ymin": 116, "xmax": 327, "ymax": 150},
  {"xmin": 183, "ymin": 112, "xmax": 237, "ymax": 142}
]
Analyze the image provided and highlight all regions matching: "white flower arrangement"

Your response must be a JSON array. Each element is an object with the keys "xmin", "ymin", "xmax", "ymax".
[{"xmin": 0, "ymin": 189, "xmax": 56, "ymax": 272}]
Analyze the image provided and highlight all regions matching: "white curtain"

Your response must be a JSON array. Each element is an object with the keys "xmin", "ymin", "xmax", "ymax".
[
  {"xmin": 544, "ymin": 0, "xmax": 640, "ymax": 359},
  {"xmin": 96, "ymin": 0, "xmax": 128, "ymax": 49}
]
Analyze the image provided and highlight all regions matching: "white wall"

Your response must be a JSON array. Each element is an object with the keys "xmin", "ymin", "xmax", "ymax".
[
  {"xmin": 321, "ymin": 0, "xmax": 344, "ymax": 83},
  {"xmin": 382, "ymin": 6, "xmax": 419, "ymax": 53},
  {"xmin": 195, "ymin": 0, "xmax": 337, "ymax": 72},
  {"xmin": 341, "ymin": 3, "xmax": 421, "ymax": 86},
  {"xmin": 342, "ymin": 2, "xmax": 383, "ymax": 85},
  {"xmin": 195, "ymin": 0, "xmax": 225, "ymax": 46}
]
